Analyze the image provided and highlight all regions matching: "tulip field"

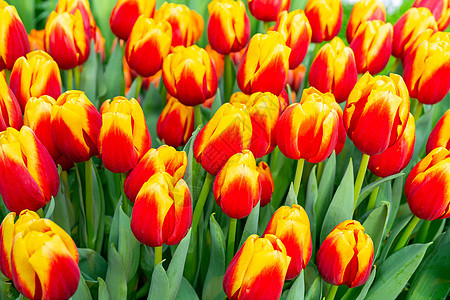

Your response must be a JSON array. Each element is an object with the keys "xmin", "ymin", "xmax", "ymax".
[{"xmin": 1, "ymin": 0, "xmax": 450, "ymax": 299}]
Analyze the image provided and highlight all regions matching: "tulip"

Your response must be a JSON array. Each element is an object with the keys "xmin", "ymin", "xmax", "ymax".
[
  {"xmin": 247, "ymin": 0, "xmax": 290, "ymax": 22},
  {"xmin": 28, "ymin": 29, "xmax": 45, "ymax": 51},
  {"xmin": 51, "ymin": 90, "xmax": 102, "ymax": 163},
  {"xmin": 94, "ymin": 26, "xmax": 106, "ymax": 61},
  {"xmin": 317, "ymin": 220, "xmax": 374, "ymax": 288},
  {"xmin": 427, "ymin": 109, "xmax": 450, "ymax": 153},
  {"xmin": 157, "ymin": 96, "xmax": 194, "ymax": 148},
  {"xmin": 263, "ymin": 205, "xmax": 312, "ymax": 280},
  {"xmin": 131, "ymin": 172, "xmax": 192, "ymax": 247},
  {"xmin": 413, "ymin": 0, "xmax": 450, "ymax": 31},
  {"xmin": 155, "ymin": 2, "xmax": 204, "ymax": 47},
  {"xmin": 223, "ymin": 234, "xmax": 290, "ymax": 300},
  {"xmin": 0, "ymin": 1, "xmax": 30, "ymax": 70},
  {"xmin": 56, "ymin": 0, "xmax": 96, "ymax": 39},
  {"xmin": 193, "ymin": 103, "xmax": 252, "ymax": 175},
  {"xmin": 0, "ymin": 127, "xmax": 59, "ymax": 213},
  {"xmin": 392, "ymin": 7, "xmax": 437, "ymax": 59},
  {"xmin": 273, "ymin": 10, "xmax": 312, "ymax": 70},
  {"xmin": 286, "ymin": 64, "xmax": 306, "ymax": 93},
  {"xmin": 207, "ymin": 0, "xmax": 250, "ymax": 55},
  {"xmin": 0, "ymin": 73, "xmax": 22, "ymax": 131},
  {"xmin": 237, "ymin": 32, "xmax": 291, "ymax": 96},
  {"xmin": 257, "ymin": 162, "xmax": 274, "ymax": 207},
  {"xmin": 405, "ymin": 147, "xmax": 450, "ymax": 220},
  {"xmin": 309, "ymin": 37, "xmax": 358, "ymax": 103},
  {"xmin": 44, "ymin": 10, "xmax": 90, "ymax": 70},
  {"xmin": 346, "ymin": 0, "xmax": 386, "ymax": 43},
  {"xmin": 99, "ymin": 96, "xmax": 151, "ymax": 173},
  {"xmin": 277, "ymin": 88, "xmax": 340, "ymax": 163},
  {"xmin": 403, "ymin": 31, "xmax": 450, "ymax": 105},
  {"xmin": 125, "ymin": 16, "xmax": 172, "ymax": 77},
  {"xmin": 124, "ymin": 145, "xmax": 187, "ymax": 202},
  {"xmin": 278, "ymin": 89, "xmax": 291, "ymax": 113},
  {"xmin": 205, "ymin": 45, "xmax": 225, "ymax": 79},
  {"xmin": 305, "ymin": 0, "xmax": 343, "ymax": 43},
  {"xmin": 110, "ymin": 0, "xmax": 156, "ymax": 41},
  {"xmin": 368, "ymin": 114, "xmax": 415, "ymax": 177},
  {"xmin": 350, "ymin": 20, "xmax": 393, "ymax": 74},
  {"xmin": 344, "ymin": 73, "xmax": 410, "ymax": 156},
  {"xmin": 9, "ymin": 50, "xmax": 62, "ymax": 111}
]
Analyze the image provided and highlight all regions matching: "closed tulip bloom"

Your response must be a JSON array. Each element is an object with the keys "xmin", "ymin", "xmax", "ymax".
[
  {"xmin": 263, "ymin": 205, "xmax": 312, "ymax": 280},
  {"xmin": 99, "ymin": 97, "xmax": 151, "ymax": 173},
  {"xmin": 346, "ymin": 0, "xmax": 386, "ymax": 43},
  {"xmin": 163, "ymin": 45, "xmax": 218, "ymax": 106},
  {"xmin": 414, "ymin": 0, "xmax": 450, "ymax": 31},
  {"xmin": 405, "ymin": 147, "xmax": 450, "ymax": 220},
  {"xmin": 56, "ymin": 0, "xmax": 96, "ymax": 39},
  {"xmin": 344, "ymin": 73, "xmax": 410, "ymax": 156},
  {"xmin": 369, "ymin": 114, "xmax": 415, "ymax": 177},
  {"xmin": 213, "ymin": 150, "xmax": 261, "ymax": 219},
  {"xmin": 157, "ymin": 96, "xmax": 194, "ymax": 148},
  {"xmin": 205, "ymin": 45, "xmax": 225, "ymax": 79},
  {"xmin": 208, "ymin": 0, "xmax": 250, "ymax": 55},
  {"xmin": 223, "ymin": 234, "xmax": 290, "ymax": 300},
  {"xmin": 193, "ymin": 103, "xmax": 252, "ymax": 175},
  {"xmin": 305, "ymin": 0, "xmax": 343, "ymax": 43},
  {"xmin": 350, "ymin": 20, "xmax": 393, "ymax": 74},
  {"xmin": 392, "ymin": 7, "xmax": 437, "ymax": 59},
  {"xmin": 44, "ymin": 10, "xmax": 90, "ymax": 70},
  {"xmin": 309, "ymin": 37, "xmax": 358, "ymax": 103},
  {"xmin": 0, "ymin": 1, "xmax": 30, "ymax": 70},
  {"xmin": 403, "ymin": 32, "xmax": 450, "ymax": 105},
  {"xmin": 274, "ymin": 10, "xmax": 312, "ymax": 69},
  {"xmin": 110, "ymin": 0, "xmax": 156, "ymax": 41},
  {"xmin": 257, "ymin": 162, "xmax": 274, "ymax": 207},
  {"xmin": 131, "ymin": 172, "xmax": 192, "ymax": 247},
  {"xmin": 237, "ymin": 32, "xmax": 291, "ymax": 96},
  {"xmin": 124, "ymin": 145, "xmax": 187, "ymax": 202},
  {"xmin": 9, "ymin": 50, "xmax": 62, "ymax": 111},
  {"xmin": 427, "ymin": 110, "xmax": 450, "ymax": 153},
  {"xmin": 247, "ymin": 0, "xmax": 290, "ymax": 22},
  {"xmin": 0, "ymin": 127, "xmax": 59, "ymax": 213},
  {"xmin": 125, "ymin": 16, "xmax": 172, "ymax": 77},
  {"xmin": 51, "ymin": 91, "xmax": 102, "ymax": 163},
  {"xmin": 0, "ymin": 73, "xmax": 22, "ymax": 131},
  {"xmin": 286, "ymin": 64, "xmax": 306, "ymax": 93}
]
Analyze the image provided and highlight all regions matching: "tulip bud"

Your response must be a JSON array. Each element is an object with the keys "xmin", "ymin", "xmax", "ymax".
[
  {"xmin": 223, "ymin": 234, "xmax": 290, "ymax": 300},
  {"xmin": 286, "ymin": 64, "xmax": 306, "ymax": 93},
  {"xmin": 56, "ymin": 0, "xmax": 96, "ymax": 40},
  {"xmin": 237, "ymin": 32, "xmax": 291, "ymax": 96},
  {"xmin": 273, "ymin": 10, "xmax": 312, "ymax": 69},
  {"xmin": 405, "ymin": 147, "xmax": 450, "ymax": 220},
  {"xmin": 110, "ymin": 0, "xmax": 156, "ymax": 41},
  {"xmin": 392, "ymin": 7, "xmax": 437, "ymax": 59},
  {"xmin": 368, "ymin": 114, "xmax": 415, "ymax": 177},
  {"xmin": 413, "ymin": 0, "xmax": 450, "ymax": 31},
  {"xmin": 207, "ymin": 0, "xmax": 250, "ymax": 55},
  {"xmin": 44, "ymin": 10, "xmax": 90, "ymax": 70},
  {"xmin": 403, "ymin": 31, "xmax": 450, "ymax": 105},
  {"xmin": 125, "ymin": 16, "xmax": 172, "ymax": 77},
  {"xmin": 305, "ymin": 0, "xmax": 343, "ymax": 43},
  {"xmin": 124, "ymin": 145, "xmax": 187, "ymax": 202},
  {"xmin": 309, "ymin": 37, "xmax": 358, "ymax": 103},
  {"xmin": 344, "ymin": 73, "xmax": 410, "ymax": 156},
  {"xmin": 257, "ymin": 162, "xmax": 274, "ymax": 207},
  {"xmin": 51, "ymin": 90, "xmax": 102, "ymax": 163},
  {"xmin": 247, "ymin": 0, "xmax": 290, "ymax": 22},
  {"xmin": 263, "ymin": 205, "xmax": 312, "ymax": 280},
  {"xmin": 0, "ymin": 73, "xmax": 22, "ymax": 131},
  {"xmin": 213, "ymin": 150, "xmax": 261, "ymax": 219},
  {"xmin": 99, "ymin": 96, "xmax": 151, "ymax": 173},
  {"xmin": 205, "ymin": 45, "xmax": 225, "ymax": 79},
  {"xmin": 0, "ymin": 127, "xmax": 59, "ymax": 213},
  {"xmin": 194, "ymin": 103, "xmax": 252, "ymax": 175},
  {"xmin": 155, "ymin": 3, "xmax": 204, "ymax": 47},
  {"xmin": 346, "ymin": 0, "xmax": 386, "ymax": 43},
  {"xmin": 317, "ymin": 220, "xmax": 374, "ymax": 288},
  {"xmin": 277, "ymin": 88, "xmax": 340, "ymax": 163},
  {"xmin": 131, "ymin": 172, "xmax": 192, "ymax": 247},
  {"xmin": 9, "ymin": 50, "xmax": 62, "ymax": 111},
  {"xmin": 350, "ymin": 20, "xmax": 393, "ymax": 74},
  {"xmin": 157, "ymin": 96, "xmax": 194, "ymax": 148},
  {"xmin": 28, "ymin": 29, "xmax": 45, "ymax": 51},
  {"xmin": 427, "ymin": 110, "xmax": 450, "ymax": 153},
  {"xmin": 0, "ymin": 1, "xmax": 30, "ymax": 70},
  {"xmin": 163, "ymin": 45, "xmax": 218, "ymax": 106}
]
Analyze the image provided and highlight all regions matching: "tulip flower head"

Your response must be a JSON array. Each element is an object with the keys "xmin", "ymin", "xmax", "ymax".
[
  {"xmin": 257, "ymin": 161, "xmax": 274, "ymax": 207},
  {"xmin": 56, "ymin": 0, "xmax": 96, "ymax": 39},
  {"xmin": 427, "ymin": 109, "xmax": 450, "ymax": 153},
  {"xmin": 413, "ymin": 0, "xmax": 450, "ymax": 31},
  {"xmin": 286, "ymin": 64, "xmax": 306, "ymax": 94},
  {"xmin": 305, "ymin": 0, "xmax": 343, "ymax": 43},
  {"xmin": 0, "ymin": 72, "xmax": 22, "ymax": 131},
  {"xmin": 247, "ymin": 0, "xmax": 291, "ymax": 22},
  {"xmin": 205, "ymin": 44, "xmax": 225, "ymax": 79},
  {"xmin": 346, "ymin": 0, "xmax": 386, "ymax": 43}
]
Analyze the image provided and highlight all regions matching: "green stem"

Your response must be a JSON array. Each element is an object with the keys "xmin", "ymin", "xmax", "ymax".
[
  {"xmin": 326, "ymin": 285, "xmax": 339, "ymax": 300},
  {"xmin": 4, "ymin": 69, "xmax": 11, "ymax": 83},
  {"xmin": 392, "ymin": 215, "xmax": 421, "ymax": 253},
  {"xmin": 316, "ymin": 161, "xmax": 324, "ymax": 183},
  {"xmin": 354, "ymin": 154, "xmax": 370, "ymax": 207},
  {"xmin": 224, "ymin": 54, "xmax": 234, "ymax": 102},
  {"xmin": 192, "ymin": 173, "xmax": 214, "ymax": 233},
  {"xmin": 194, "ymin": 105, "xmax": 203, "ymax": 128},
  {"xmin": 286, "ymin": 84, "xmax": 293, "ymax": 104},
  {"xmin": 414, "ymin": 102, "xmax": 423, "ymax": 121},
  {"xmin": 415, "ymin": 220, "xmax": 431, "ymax": 244},
  {"xmin": 154, "ymin": 246, "xmax": 162, "ymax": 267},
  {"xmin": 366, "ymin": 177, "xmax": 380, "ymax": 212},
  {"xmin": 135, "ymin": 75, "xmax": 143, "ymax": 100},
  {"xmin": 293, "ymin": 159, "xmax": 305, "ymax": 198},
  {"xmin": 120, "ymin": 173, "xmax": 130, "ymax": 215},
  {"xmin": 226, "ymin": 218, "xmax": 237, "ymax": 265},
  {"xmin": 74, "ymin": 66, "xmax": 80, "ymax": 89},
  {"xmin": 85, "ymin": 159, "xmax": 95, "ymax": 249},
  {"xmin": 66, "ymin": 69, "xmax": 74, "ymax": 91},
  {"xmin": 61, "ymin": 170, "xmax": 70, "ymax": 196}
]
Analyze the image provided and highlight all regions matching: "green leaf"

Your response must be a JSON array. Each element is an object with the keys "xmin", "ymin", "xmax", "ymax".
[
  {"xmin": 342, "ymin": 266, "xmax": 377, "ymax": 300},
  {"xmin": 175, "ymin": 277, "xmax": 199, "ymax": 300},
  {"xmin": 79, "ymin": 42, "xmax": 98, "ymax": 103},
  {"xmin": 362, "ymin": 203, "xmax": 389, "ymax": 259},
  {"xmin": 52, "ymin": 175, "xmax": 75, "ymax": 235},
  {"xmin": 378, "ymin": 215, "xmax": 413, "ymax": 263},
  {"xmin": 365, "ymin": 243, "xmax": 432, "ymax": 300},
  {"xmin": 71, "ymin": 276, "xmax": 92, "ymax": 300},
  {"xmin": 91, "ymin": 0, "xmax": 116, "ymax": 58},
  {"xmin": 98, "ymin": 278, "xmax": 110, "ymax": 300},
  {"xmin": 238, "ymin": 202, "xmax": 260, "ymax": 248},
  {"xmin": 143, "ymin": 83, "xmax": 164, "ymax": 147},
  {"xmin": 305, "ymin": 275, "xmax": 322, "ymax": 300},
  {"xmin": 140, "ymin": 245, "xmax": 155, "ymax": 281},
  {"xmin": 105, "ymin": 244, "xmax": 127, "ymax": 300},
  {"xmin": 287, "ymin": 271, "xmax": 305, "ymax": 300},
  {"xmin": 320, "ymin": 159, "xmax": 354, "ymax": 243},
  {"xmin": 183, "ymin": 127, "xmax": 202, "ymax": 201},
  {"xmin": 78, "ymin": 248, "xmax": 108, "ymax": 281},
  {"xmin": 92, "ymin": 164, "xmax": 106, "ymax": 253},
  {"xmin": 305, "ymin": 166, "xmax": 318, "ymax": 252},
  {"xmin": 167, "ymin": 230, "xmax": 192, "ymax": 300},
  {"xmin": 148, "ymin": 262, "xmax": 170, "ymax": 300},
  {"xmin": 0, "ymin": 273, "xmax": 18, "ymax": 299},
  {"xmin": 210, "ymin": 88, "xmax": 223, "ymax": 119},
  {"xmin": 315, "ymin": 152, "xmax": 336, "ymax": 233},
  {"xmin": 103, "ymin": 44, "xmax": 124, "ymax": 100},
  {"xmin": 44, "ymin": 197, "xmax": 55, "ymax": 219},
  {"xmin": 285, "ymin": 183, "xmax": 297, "ymax": 206},
  {"xmin": 270, "ymin": 148, "xmax": 295, "ymax": 209},
  {"xmin": 118, "ymin": 208, "xmax": 140, "ymax": 281},
  {"xmin": 356, "ymin": 173, "xmax": 404, "ymax": 208}
]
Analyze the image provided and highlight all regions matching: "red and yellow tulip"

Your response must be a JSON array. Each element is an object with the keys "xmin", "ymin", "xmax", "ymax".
[
  {"xmin": 427, "ymin": 109, "xmax": 450, "ymax": 153},
  {"xmin": 0, "ymin": 72, "xmax": 22, "ymax": 131},
  {"xmin": 413, "ymin": 0, "xmax": 450, "ymax": 31},
  {"xmin": 346, "ymin": 0, "xmax": 386, "ymax": 43},
  {"xmin": 305, "ymin": 0, "xmax": 343, "ymax": 43},
  {"xmin": 247, "ymin": 0, "xmax": 290, "ymax": 22},
  {"xmin": 257, "ymin": 162, "xmax": 274, "ymax": 207}
]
